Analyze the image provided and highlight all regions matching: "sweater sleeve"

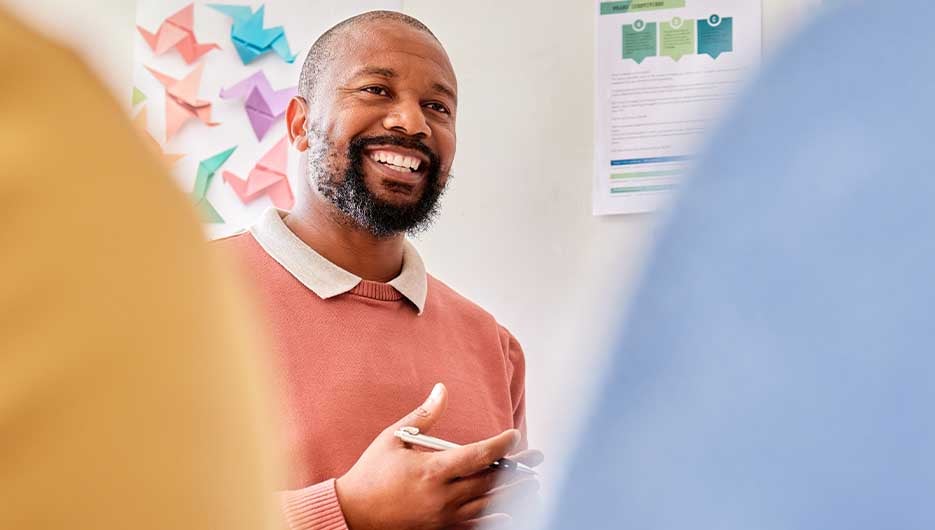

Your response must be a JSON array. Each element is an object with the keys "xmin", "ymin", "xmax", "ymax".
[
  {"xmin": 280, "ymin": 479, "xmax": 350, "ymax": 530},
  {"xmin": 501, "ymin": 327, "xmax": 529, "ymax": 449}
]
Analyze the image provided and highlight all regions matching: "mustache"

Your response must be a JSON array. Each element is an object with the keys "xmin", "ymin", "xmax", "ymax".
[{"xmin": 349, "ymin": 135, "xmax": 440, "ymax": 169}]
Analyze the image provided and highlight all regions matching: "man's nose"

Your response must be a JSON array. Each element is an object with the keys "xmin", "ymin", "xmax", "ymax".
[{"xmin": 382, "ymin": 97, "xmax": 431, "ymax": 138}]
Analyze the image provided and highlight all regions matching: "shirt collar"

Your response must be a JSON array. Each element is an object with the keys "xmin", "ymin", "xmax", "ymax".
[{"xmin": 249, "ymin": 209, "xmax": 427, "ymax": 314}]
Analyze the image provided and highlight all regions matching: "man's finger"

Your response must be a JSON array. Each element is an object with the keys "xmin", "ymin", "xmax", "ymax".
[
  {"xmin": 449, "ymin": 469, "xmax": 500, "ymax": 504},
  {"xmin": 455, "ymin": 478, "xmax": 540, "ymax": 521},
  {"xmin": 389, "ymin": 383, "xmax": 448, "ymax": 433},
  {"xmin": 508, "ymin": 449, "xmax": 544, "ymax": 468},
  {"xmin": 445, "ymin": 513, "xmax": 512, "ymax": 530},
  {"xmin": 434, "ymin": 429, "xmax": 521, "ymax": 479}
]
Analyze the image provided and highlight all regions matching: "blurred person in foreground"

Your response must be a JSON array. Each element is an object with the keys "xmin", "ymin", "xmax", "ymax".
[
  {"xmin": 549, "ymin": 1, "xmax": 935, "ymax": 529},
  {"xmin": 0, "ymin": 9, "xmax": 283, "ymax": 530}
]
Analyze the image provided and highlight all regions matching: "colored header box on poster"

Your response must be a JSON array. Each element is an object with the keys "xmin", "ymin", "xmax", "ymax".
[
  {"xmin": 698, "ymin": 14, "xmax": 733, "ymax": 59},
  {"xmin": 660, "ymin": 16, "xmax": 694, "ymax": 61},
  {"xmin": 622, "ymin": 19, "xmax": 657, "ymax": 64},
  {"xmin": 601, "ymin": 0, "xmax": 685, "ymax": 15}
]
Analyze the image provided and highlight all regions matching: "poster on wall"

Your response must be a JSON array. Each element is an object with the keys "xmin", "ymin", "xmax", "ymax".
[
  {"xmin": 594, "ymin": 0, "xmax": 761, "ymax": 215},
  {"xmin": 132, "ymin": 0, "xmax": 402, "ymax": 238}
]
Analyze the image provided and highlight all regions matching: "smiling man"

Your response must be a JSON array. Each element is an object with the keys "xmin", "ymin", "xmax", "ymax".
[{"xmin": 216, "ymin": 10, "xmax": 541, "ymax": 530}]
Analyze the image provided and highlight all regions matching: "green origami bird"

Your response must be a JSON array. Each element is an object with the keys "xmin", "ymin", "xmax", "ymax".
[{"xmin": 190, "ymin": 146, "xmax": 236, "ymax": 224}]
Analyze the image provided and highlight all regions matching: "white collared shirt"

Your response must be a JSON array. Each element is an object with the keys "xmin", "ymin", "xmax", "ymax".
[{"xmin": 248, "ymin": 209, "xmax": 427, "ymax": 314}]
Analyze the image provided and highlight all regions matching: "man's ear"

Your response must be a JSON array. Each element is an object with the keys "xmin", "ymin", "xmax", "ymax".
[{"xmin": 287, "ymin": 96, "xmax": 310, "ymax": 152}]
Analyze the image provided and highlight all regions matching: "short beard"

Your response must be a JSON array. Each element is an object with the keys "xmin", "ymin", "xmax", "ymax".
[{"xmin": 307, "ymin": 129, "xmax": 448, "ymax": 239}]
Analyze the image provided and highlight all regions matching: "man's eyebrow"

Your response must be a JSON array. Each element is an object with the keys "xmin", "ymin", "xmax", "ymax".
[
  {"xmin": 352, "ymin": 66, "xmax": 397, "ymax": 79},
  {"xmin": 432, "ymin": 82, "xmax": 457, "ymax": 104}
]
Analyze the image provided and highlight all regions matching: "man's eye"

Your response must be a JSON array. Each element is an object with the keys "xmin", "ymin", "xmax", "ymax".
[
  {"xmin": 425, "ymin": 102, "xmax": 450, "ymax": 114},
  {"xmin": 362, "ymin": 86, "xmax": 389, "ymax": 96}
]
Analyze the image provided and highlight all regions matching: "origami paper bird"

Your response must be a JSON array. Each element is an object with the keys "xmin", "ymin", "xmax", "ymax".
[
  {"xmin": 220, "ymin": 70, "xmax": 297, "ymax": 141},
  {"xmin": 146, "ymin": 63, "xmax": 220, "ymax": 141},
  {"xmin": 191, "ymin": 146, "xmax": 237, "ymax": 224},
  {"xmin": 223, "ymin": 137, "xmax": 294, "ymax": 210},
  {"xmin": 137, "ymin": 3, "xmax": 220, "ymax": 64},
  {"xmin": 132, "ymin": 106, "xmax": 185, "ymax": 166},
  {"xmin": 208, "ymin": 4, "xmax": 297, "ymax": 64}
]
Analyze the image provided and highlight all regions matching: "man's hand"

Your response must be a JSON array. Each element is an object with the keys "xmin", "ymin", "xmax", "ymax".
[{"xmin": 335, "ymin": 384, "xmax": 542, "ymax": 530}]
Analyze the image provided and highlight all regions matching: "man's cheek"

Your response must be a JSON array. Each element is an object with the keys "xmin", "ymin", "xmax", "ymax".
[
  {"xmin": 439, "ymin": 160, "xmax": 454, "ymax": 180},
  {"xmin": 328, "ymin": 145, "xmax": 352, "ymax": 172}
]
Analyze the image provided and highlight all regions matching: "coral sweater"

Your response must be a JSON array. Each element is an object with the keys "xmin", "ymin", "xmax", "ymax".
[{"xmin": 216, "ymin": 210, "xmax": 527, "ymax": 530}]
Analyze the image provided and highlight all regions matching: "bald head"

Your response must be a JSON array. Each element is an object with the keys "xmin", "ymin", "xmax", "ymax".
[{"xmin": 299, "ymin": 11, "xmax": 440, "ymax": 103}]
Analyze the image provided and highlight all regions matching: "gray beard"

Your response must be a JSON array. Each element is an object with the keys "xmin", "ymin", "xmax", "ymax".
[{"xmin": 305, "ymin": 130, "xmax": 448, "ymax": 238}]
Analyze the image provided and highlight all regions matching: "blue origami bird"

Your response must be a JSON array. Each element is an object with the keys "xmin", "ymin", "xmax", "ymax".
[{"xmin": 208, "ymin": 4, "xmax": 296, "ymax": 65}]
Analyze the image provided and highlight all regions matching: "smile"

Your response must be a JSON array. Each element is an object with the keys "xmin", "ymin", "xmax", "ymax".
[{"xmin": 368, "ymin": 149, "xmax": 422, "ymax": 173}]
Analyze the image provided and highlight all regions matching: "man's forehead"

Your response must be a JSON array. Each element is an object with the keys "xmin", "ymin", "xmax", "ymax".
[{"xmin": 330, "ymin": 20, "xmax": 456, "ymax": 88}]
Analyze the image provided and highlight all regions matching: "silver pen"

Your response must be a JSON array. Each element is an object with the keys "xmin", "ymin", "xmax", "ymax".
[{"xmin": 394, "ymin": 426, "xmax": 538, "ymax": 476}]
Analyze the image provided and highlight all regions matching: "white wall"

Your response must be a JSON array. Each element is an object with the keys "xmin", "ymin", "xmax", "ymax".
[
  {"xmin": 406, "ymin": 0, "xmax": 823, "ymax": 494},
  {"xmin": 3, "ymin": 0, "xmax": 822, "ymax": 499}
]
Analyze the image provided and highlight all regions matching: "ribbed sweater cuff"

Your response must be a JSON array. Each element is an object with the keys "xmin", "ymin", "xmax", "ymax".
[{"xmin": 281, "ymin": 479, "xmax": 349, "ymax": 530}]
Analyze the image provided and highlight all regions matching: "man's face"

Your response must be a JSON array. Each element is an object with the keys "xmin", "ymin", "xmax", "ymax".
[{"xmin": 298, "ymin": 21, "xmax": 457, "ymax": 237}]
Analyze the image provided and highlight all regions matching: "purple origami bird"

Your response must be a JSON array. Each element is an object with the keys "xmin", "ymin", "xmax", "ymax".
[{"xmin": 219, "ymin": 70, "xmax": 297, "ymax": 141}]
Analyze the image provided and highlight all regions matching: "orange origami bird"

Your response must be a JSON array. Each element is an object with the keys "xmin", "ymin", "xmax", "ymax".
[
  {"xmin": 146, "ymin": 63, "xmax": 220, "ymax": 141},
  {"xmin": 223, "ymin": 136, "xmax": 294, "ymax": 210},
  {"xmin": 137, "ymin": 4, "xmax": 220, "ymax": 64}
]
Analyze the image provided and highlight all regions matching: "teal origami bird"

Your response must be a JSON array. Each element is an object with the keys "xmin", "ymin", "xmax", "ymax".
[
  {"xmin": 190, "ymin": 146, "xmax": 237, "ymax": 224},
  {"xmin": 208, "ymin": 4, "xmax": 296, "ymax": 65}
]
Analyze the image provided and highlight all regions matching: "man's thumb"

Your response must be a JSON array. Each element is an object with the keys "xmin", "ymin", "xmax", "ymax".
[{"xmin": 393, "ymin": 383, "xmax": 448, "ymax": 432}]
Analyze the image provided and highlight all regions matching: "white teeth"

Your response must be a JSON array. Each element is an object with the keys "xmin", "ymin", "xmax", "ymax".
[
  {"xmin": 370, "ymin": 150, "xmax": 422, "ymax": 172},
  {"xmin": 400, "ymin": 156, "xmax": 417, "ymax": 170}
]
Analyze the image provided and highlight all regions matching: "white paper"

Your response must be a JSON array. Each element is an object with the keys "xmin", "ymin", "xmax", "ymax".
[
  {"xmin": 133, "ymin": 0, "xmax": 403, "ymax": 238},
  {"xmin": 594, "ymin": 0, "xmax": 761, "ymax": 215}
]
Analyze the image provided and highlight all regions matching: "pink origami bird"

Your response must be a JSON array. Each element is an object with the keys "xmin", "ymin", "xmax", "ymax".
[
  {"xmin": 219, "ymin": 70, "xmax": 297, "ymax": 141},
  {"xmin": 146, "ymin": 63, "xmax": 220, "ymax": 141},
  {"xmin": 137, "ymin": 4, "xmax": 219, "ymax": 64},
  {"xmin": 223, "ymin": 137, "xmax": 294, "ymax": 210}
]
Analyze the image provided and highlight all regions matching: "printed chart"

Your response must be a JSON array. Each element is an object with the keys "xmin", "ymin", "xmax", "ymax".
[{"xmin": 594, "ymin": 0, "xmax": 761, "ymax": 215}]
